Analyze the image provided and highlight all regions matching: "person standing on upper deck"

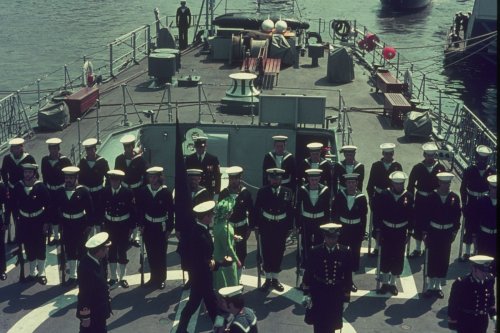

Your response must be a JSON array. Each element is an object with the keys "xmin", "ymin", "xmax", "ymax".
[
  {"xmin": 332, "ymin": 145, "xmax": 364, "ymax": 196},
  {"xmin": 176, "ymin": 0, "xmax": 191, "ymax": 50},
  {"xmin": 366, "ymin": 143, "xmax": 402, "ymax": 256},
  {"xmin": 114, "ymin": 134, "xmax": 148, "ymax": 248},
  {"xmin": 262, "ymin": 135, "xmax": 297, "ymax": 193},
  {"xmin": 459, "ymin": 145, "xmax": 495, "ymax": 261},
  {"xmin": 406, "ymin": 142, "xmax": 445, "ymax": 258}
]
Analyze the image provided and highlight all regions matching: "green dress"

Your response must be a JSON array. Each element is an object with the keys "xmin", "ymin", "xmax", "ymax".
[{"xmin": 213, "ymin": 196, "xmax": 239, "ymax": 290}]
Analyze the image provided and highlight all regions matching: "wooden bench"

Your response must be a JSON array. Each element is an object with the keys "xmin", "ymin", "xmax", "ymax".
[
  {"xmin": 65, "ymin": 86, "xmax": 99, "ymax": 121},
  {"xmin": 262, "ymin": 58, "xmax": 281, "ymax": 90},
  {"xmin": 376, "ymin": 70, "xmax": 404, "ymax": 93},
  {"xmin": 384, "ymin": 93, "xmax": 411, "ymax": 128},
  {"xmin": 239, "ymin": 39, "xmax": 281, "ymax": 90}
]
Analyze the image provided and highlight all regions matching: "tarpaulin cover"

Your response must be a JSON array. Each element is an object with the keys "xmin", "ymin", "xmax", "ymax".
[{"xmin": 404, "ymin": 111, "xmax": 433, "ymax": 138}]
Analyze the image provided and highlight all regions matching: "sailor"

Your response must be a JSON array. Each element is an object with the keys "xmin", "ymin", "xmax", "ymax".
[
  {"xmin": 474, "ymin": 175, "xmax": 497, "ymax": 259},
  {"xmin": 406, "ymin": 142, "xmax": 445, "ymax": 258},
  {"xmin": 0, "ymin": 177, "xmax": 7, "ymax": 281},
  {"xmin": 101, "ymin": 169, "xmax": 135, "ymax": 289},
  {"xmin": 1, "ymin": 138, "xmax": 37, "ymax": 243},
  {"xmin": 422, "ymin": 172, "xmax": 461, "ymax": 298},
  {"xmin": 77, "ymin": 138, "xmax": 109, "ymax": 237},
  {"xmin": 459, "ymin": 145, "xmax": 495, "ymax": 261},
  {"xmin": 366, "ymin": 143, "xmax": 402, "ymax": 255},
  {"xmin": 176, "ymin": 0, "xmax": 191, "ymax": 50},
  {"xmin": 12, "ymin": 163, "xmax": 50, "ymax": 284},
  {"xmin": 76, "ymin": 232, "xmax": 112, "ymax": 333},
  {"xmin": 218, "ymin": 166, "xmax": 255, "ymax": 282},
  {"xmin": 295, "ymin": 168, "xmax": 331, "ymax": 286},
  {"xmin": 177, "ymin": 201, "xmax": 232, "ymax": 333},
  {"xmin": 454, "ymin": 12, "xmax": 462, "ymax": 35},
  {"xmin": 185, "ymin": 136, "xmax": 222, "ymax": 199},
  {"xmin": 56, "ymin": 166, "xmax": 94, "ymax": 287},
  {"xmin": 41, "ymin": 138, "xmax": 72, "ymax": 245},
  {"xmin": 332, "ymin": 145, "xmax": 364, "ymax": 195},
  {"xmin": 332, "ymin": 173, "xmax": 367, "ymax": 293},
  {"xmin": 375, "ymin": 171, "xmax": 414, "ymax": 296},
  {"xmin": 302, "ymin": 223, "xmax": 352, "ymax": 333},
  {"xmin": 187, "ymin": 168, "xmax": 211, "ymax": 206},
  {"xmin": 262, "ymin": 135, "xmax": 297, "ymax": 192},
  {"xmin": 447, "ymin": 255, "xmax": 496, "ymax": 333},
  {"xmin": 254, "ymin": 168, "xmax": 294, "ymax": 292},
  {"xmin": 299, "ymin": 142, "xmax": 333, "ymax": 189},
  {"xmin": 461, "ymin": 12, "xmax": 469, "ymax": 36},
  {"xmin": 136, "ymin": 166, "xmax": 174, "ymax": 290},
  {"xmin": 114, "ymin": 134, "xmax": 148, "ymax": 247},
  {"xmin": 214, "ymin": 285, "xmax": 258, "ymax": 333}
]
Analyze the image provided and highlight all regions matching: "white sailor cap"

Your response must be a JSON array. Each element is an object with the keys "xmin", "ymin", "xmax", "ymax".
[
  {"xmin": 340, "ymin": 145, "xmax": 357, "ymax": 153},
  {"xmin": 476, "ymin": 145, "xmax": 493, "ymax": 157},
  {"xmin": 187, "ymin": 169, "xmax": 203, "ymax": 176},
  {"xmin": 21, "ymin": 163, "xmax": 38, "ymax": 170},
  {"xmin": 193, "ymin": 200, "xmax": 216, "ymax": 214},
  {"xmin": 305, "ymin": 168, "xmax": 322, "ymax": 177},
  {"xmin": 85, "ymin": 232, "xmax": 111, "ymax": 249},
  {"xmin": 226, "ymin": 166, "xmax": 243, "ymax": 176},
  {"xmin": 146, "ymin": 166, "xmax": 164, "ymax": 175},
  {"xmin": 62, "ymin": 166, "xmax": 80, "ymax": 175},
  {"xmin": 389, "ymin": 171, "xmax": 408, "ymax": 183},
  {"xmin": 218, "ymin": 285, "xmax": 243, "ymax": 298},
  {"xmin": 469, "ymin": 255, "xmax": 494, "ymax": 271},
  {"xmin": 487, "ymin": 174, "xmax": 497, "ymax": 187},
  {"xmin": 266, "ymin": 168, "xmax": 285, "ymax": 177},
  {"xmin": 306, "ymin": 142, "xmax": 323, "ymax": 151},
  {"xmin": 82, "ymin": 138, "xmax": 98, "ymax": 148},
  {"xmin": 46, "ymin": 138, "xmax": 62, "ymax": 146},
  {"xmin": 380, "ymin": 143, "xmax": 396, "ymax": 152},
  {"xmin": 272, "ymin": 135, "xmax": 288, "ymax": 142},
  {"xmin": 343, "ymin": 173, "xmax": 359, "ymax": 180},
  {"xmin": 9, "ymin": 138, "xmax": 24, "ymax": 146},
  {"xmin": 320, "ymin": 223, "xmax": 342, "ymax": 235},
  {"xmin": 107, "ymin": 169, "xmax": 125, "ymax": 178},
  {"xmin": 120, "ymin": 134, "xmax": 136, "ymax": 145},
  {"xmin": 437, "ymin": 172, "xmax": 454, "ymax": 182},
  {"xmin": 422, "ymin": 142, "xmax": 438, "ymax": 154}
]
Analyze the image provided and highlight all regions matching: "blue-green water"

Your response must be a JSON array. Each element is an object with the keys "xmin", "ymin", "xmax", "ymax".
[{"xmin": 0, "ymin": 0, "xmax": 496, "ymax": 129}]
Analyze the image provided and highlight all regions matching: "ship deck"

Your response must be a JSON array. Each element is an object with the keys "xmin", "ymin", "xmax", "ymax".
[{"xmin": 0, "ymin": 41, "xmax": 495, "ymax": 333}]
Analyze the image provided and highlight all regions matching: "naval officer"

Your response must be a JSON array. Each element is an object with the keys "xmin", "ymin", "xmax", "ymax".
[
  {"xmin": 262, "ymin": 135, "xmax": 297, "ymax": 192},
  {"xmin": 332, "ymin": 145, "xmax": 364, "ymax": 195},
  {"xmin": 448, "ymin": 255, "xmax": 496, "ymax": 333},
  {"xmin": 214, "ymin": 285, "xmax": 258, "ymax": 333},
  {"xmin": 76, "ymin": 232, "xmax": 112, "ymax": 333}
]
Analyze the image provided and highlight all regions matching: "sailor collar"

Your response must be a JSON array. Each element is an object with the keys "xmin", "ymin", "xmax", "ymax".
[{"xmin": 196, "ymin": 221, "xmax": 208, "ymax": 230}]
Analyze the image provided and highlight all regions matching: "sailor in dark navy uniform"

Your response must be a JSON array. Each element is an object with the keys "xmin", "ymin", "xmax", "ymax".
[
  {"xmin": 262, "ymin": 135, "xmax": 297, "ymax": 192},
  {"xmin": 366, "ymin": 143, "xmax": 402, "ymax": 255},
  {"xmin": 302, "ymin": 223, "xmax": 352, "ymax": 333},
  {"xmin": 474, "ymin": 175, "xmax": 497, "ymax": 259},
  {"xmin": 101, "ymin": 170, "xmax": 135, "ymax": 289},
  {"xmin": 185, "ymin": 136, "xmax": 221, "ymax": 199},
  {"xmin": 12, "ymin": 163, "xmax": 50, "ymax": 284},
  {"xmin": 136, "ymin": 166, "xmax": 174, "ymax": 289},
  {"xmin": 187, "ymin": 168, "xmax": 211, "ymax": 206},
  {"xmin": 77, "ymin": 232, "xmax": 112, "ymax": 333},
  {"xmin": 423, "ymin": 172, "xmax": 461, "ymax": 298},
  {"xmin": 448, "ymin": 255, "xmax": 496, "ymax": 333},
  {"xmin": 299, "ymin": 142, "xmax": 332, "ymax": 189},
  {"xmin": 41, "ymin": 138, "xmax": 72, "ymax": 245},
  {"xmin": 332, "ymin": 145, "xmax": 364, "ymax": 196},
  {"xmin": 375, "ymin": 171, "xmax": 414, "ymax": 296},
  {"xmin": 332, "ymin": 173, "xmax": 367, "ymax": 293},
  {"xmin": 255, "ymin": 168, "xmax": 294, "ymax": 292},
  {"xmin": 56, "ymin": 166, "xmax": 94, "ymax": 286},
  {"xmin": 176, "ymin": 0, "xmax": 191, "ymax": 50},
  {"xmin": 177, "ymin": 201, "xmax": 232, "ymax": 333},
  {"xmin": 459, "ymin": 145, "xmax": 495, "ymax": 261},
  {"xmin": 1, "ymin": 138, "xmax": 37, "ymax": 243},
  {"xmin": 0, "ymin": 178, "xmax": 7, "ymax": 281},
  {"xmin": 218, "ymin": 166, "xmax": 254, "ymax": 282},
  {"xmin": 407, "ymin": 142, "xmax": 445, "ymax": 258},
  {"xmin": 78, "ymin": 138, "xmax": 109, "ymax": 236},
  {"xmin": 214, "ymin": 285, "xmax": 258, "ymax": 333},
  {"xmin": 114, "ymin": 134, "xmax": 148, "ymax": 247}
]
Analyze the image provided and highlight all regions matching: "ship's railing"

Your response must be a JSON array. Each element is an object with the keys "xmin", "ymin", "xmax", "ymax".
[{"xmin": 0, "ymin": 93, "xmax": 33, "ymax": 150}]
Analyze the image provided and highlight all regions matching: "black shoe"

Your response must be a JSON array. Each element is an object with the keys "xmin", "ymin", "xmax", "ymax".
[
  {"xmin": 271, "ymin": 279, "xmax": 284, "ymax": 292},
  {"xmin": 369, "ymin": 249, "xmax": 378, "ymax": 257},
  {"xmin": 159, "ymin": 282, "xmax": 166, "ymax": 290},
  {"xmin": 182, "ymin": 280, "xmax": 192, "ymax": 290},
  {"xmin": 389, "ymin": 284, "xmax": 398, "ymax": 296},
  {"xmin": 435, "ymin": 290, "xmax": 444, "ymax": 299},
  {"xmin": 119, "ymin": 280, "xmax": 129, "ymax": 288},
  {"xmin": 108, "ymin": 279, "xmax": 118, "ymax": 287},
  {"xmin": 24, "ymin": 275, "xmax": 37, "ymax": 283},
  {"xmin": 423, "ymin": 289, "xmax": 433, "ymax": 298},
  {"xmin": 260, "ymin": 279, "xmax": 272, "ymax": 292},
  {"xmin": 377, "ymin": 283, "xmax": 390, "ymax": 294},
  {"xmin": 0, "ymin": 272, "xmax": 6, "ymax": 281},
  {"xmin": 408, "ymin": 250, "xmax": 422, "ymax": 258},
  {"xmin": 38, "ymin": 275, "xmax": 48, "ymax": 285},
  {"xmin": 130, "ymin": 240, "xmax": 140, "ymax": 248},
  {"xmin": 351, "ymin": 283, "xmax": 358, "ymax": 293},
  {"xmin": 64, "ymin": 278, "xmax": 77, "ymax": 287},
  {"xmin": 459, "ymin": 254, "xmax": 470, "ymax": 262}
]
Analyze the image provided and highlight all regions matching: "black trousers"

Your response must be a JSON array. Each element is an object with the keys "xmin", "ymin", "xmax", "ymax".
[
  {"xmin": 463, "ymin": 196, "xmax": 481, "ymax": 244},
  {"xmin": 413, "ymin": 193, "xmax": 431, "ymax": 241},
  {"xmin": 457, "ymin": 313, "xmax": 489, "ymax": 333},
  {"xmin": 178, "ymin": 26, "xmax": 188, "ymax": 50},
  {"xmin": 79, "ymin": 315, "xmax": 107, "ymax": 333},
  {"xmin": 4, "ymin": 197, "xmax": 18, "ymax": 240},
  {"xmin": 19, "ymin": 218, "xmax": 46, "ymax": 261},
  {"xmin": 62, "ymin": 219, "xmax": 88, "ymax": 260},
  {"xmin": 233, "ymin": 224, "xmax": 249, "ymax": 265},
  {"xmin": 89, "ymin": 190, "xmax": 104, "ymax": 227},
  {"xmin": 104, "ymin": 221, "xmax": 129, "ymax": 264},
  {"xmin": 300, "ymin": 218, "xmax": 324, "ymax": 268},
  {"xmin": 260, "ymin": 220, "xmax": 288, "ymax": 273},
  {"xmin": 380, "ymin": 228, "xmax": 406, "ymax": 275},
  {"xmin": 427, "ymin": 231, "xmax": 452, "ymax": 278},
  {"xmin": 477, "ymin": 231, "xmax": 496, "ymax": 257},
  {"xmin": 0, "ymin": 225, "xmax": 6, "ymax": 272},
  {"xmin": 338, "ymin": 223, "xmax": 364, "ymax": 272},
  {"xmin": 144, "ymin": 223, "xmax": 167, "ymax": 283},
  {"xmin": 48, "ymin": 189, "xmax": 60, "ymax": 225}
]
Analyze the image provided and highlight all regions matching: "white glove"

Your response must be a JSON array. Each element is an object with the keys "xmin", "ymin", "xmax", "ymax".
[
  {"xmin": 302, "ymin": 296, "xmax": 312, "ymax": 309},
  {"xmin": 492, "ymin": 315, "xmax": 496, "ymax": 325}
]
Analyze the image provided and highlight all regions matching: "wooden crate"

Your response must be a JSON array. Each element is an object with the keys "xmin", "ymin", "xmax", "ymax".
[{"xmin": 65, "ymin": 87, "xmax": 99, "ymax": 121}]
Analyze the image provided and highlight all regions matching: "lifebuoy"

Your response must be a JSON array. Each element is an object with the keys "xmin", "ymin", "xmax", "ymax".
[
  {"xmin": 83, "ymin": 60, "xmax": 94, "ymax": 86},
  {"xmin": 333, "ymin": 20, "xmax": 351, "ymax": 38},
  {"xmin": 364, "ymin": 33, "xmax": 379, "ymax": 52}
]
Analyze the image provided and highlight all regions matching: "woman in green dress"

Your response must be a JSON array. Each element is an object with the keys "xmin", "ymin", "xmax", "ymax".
[{"xmin": 213, "ymin": 196, "xmax": 241, "ymax": 290}]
